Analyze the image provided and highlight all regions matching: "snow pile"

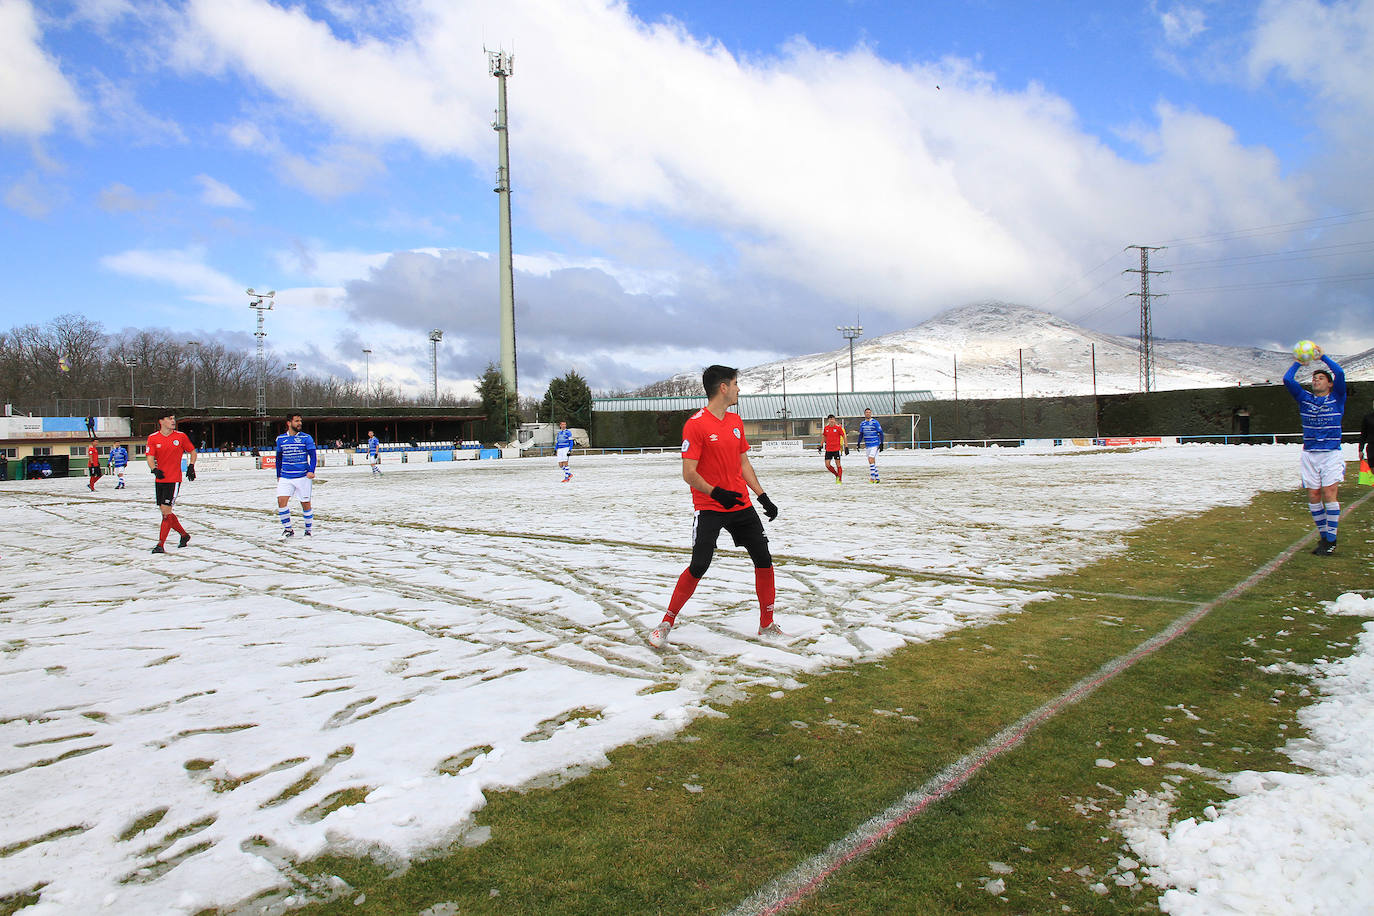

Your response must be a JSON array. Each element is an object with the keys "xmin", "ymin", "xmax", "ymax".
[{"xmin": 1120, "ymin": 600, "xmax": 1374, "ymax": 915}]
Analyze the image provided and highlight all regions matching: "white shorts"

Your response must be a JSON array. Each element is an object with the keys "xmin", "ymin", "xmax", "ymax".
[
  {"xmin": 1300, "ymin": 449, "xmax": 1345, "ymax": 489},
  {"xmin": 556, "ymin": 447, "xmax": 571, "ymax": 460},
  {"xmin": 866, "ymin": 445, "xmax": 880, "ymax": 459},
  {"xmin": 276, "ymin": 476, "xmax": 313, "ymax": 502}
]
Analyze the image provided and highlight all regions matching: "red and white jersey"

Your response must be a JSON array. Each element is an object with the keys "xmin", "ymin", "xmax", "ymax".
[
  {"xmin": 682, "ymin": 408, "xmax": 751, "ymax": 512},
  {"xmin": 87, "ymin": 443, "xmax": 100, "ymax": 467},
  {"xmin": 822, "ymin": 423, "xmax": 846, "ymax": 451},
  {"xmin": 146, "ymin": 431, "xmax": 195, "ymax": 483}
]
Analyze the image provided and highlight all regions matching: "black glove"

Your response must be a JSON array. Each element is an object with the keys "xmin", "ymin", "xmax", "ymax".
[
  {"xmin": 186, "ymin": 465, "xmax": 196, "ymax": 481},
  {"xmin": 709, "ymin": 486, "xmax": 743, "ymax": 509},
  {"xmin": 757, "ymin": 492, "xmax": 778, "ymax": 521},
  {"xmin": 844, "ymin": 446, "xmax": 850, "ymax": 456},
  {"xmin": 152, "ymin": 468, "xmax": 165, "ymax": 479},
  {"xmin": 879, "ymin": 442, "xmax": 885, "ymax": 452}
]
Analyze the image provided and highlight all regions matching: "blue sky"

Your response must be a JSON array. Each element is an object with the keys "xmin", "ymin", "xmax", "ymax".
[{"xmin": 3, "ymin": 0, "xmax": 1372, "ymax": 396}]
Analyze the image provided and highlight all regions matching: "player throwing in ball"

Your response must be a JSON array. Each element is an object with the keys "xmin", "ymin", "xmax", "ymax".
[
  {"xmin": 275, "ymin": 413, "xmax": 317, "ymax": 538},
  {"xmin": 1283, "ymin": 344, "xmax": 1347, "ymax": 555},
  {"xmin": 145, "ymin": 411, "xmax": 196, "ymax": 553},
  {"xmin": 649, "ymin": 365, "xmax": 782, "ymax": 648}
]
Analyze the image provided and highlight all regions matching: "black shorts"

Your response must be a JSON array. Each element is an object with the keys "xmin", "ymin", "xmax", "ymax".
[
  {"xmin": 88, "ymin": 465, "xmax": 102, "ymax": 478},
  {"xmin": 689, "ymin": 506, "xmax": 771, "ymax": 576},
  {"xmin": 824, "ymin": 450, "xmax": 842, "ymax": 460},
  {"xmin": 154, "ymin": 481, "xmax": 179, "ymax": 506}
]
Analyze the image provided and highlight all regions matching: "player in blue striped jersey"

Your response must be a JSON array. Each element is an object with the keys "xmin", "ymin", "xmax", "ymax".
[
  {"xmin": 367, "ymin": 430, "xmax": 382, "ymax": 476},
  {"xmin": 555, "ymin": 421, "xmax": 575, "ymax": 482},
  {"xmin": 275, "ymin": 414, "xmax": 317, "ymax": 537},
  {"xmin": 857, "ymin": 408, "xmax": 884, "ymax": 482},
  {"xmin": 108, "ymin": 442, "xmax": 129, "ymax": 489},
  {"xmin": 1283, "ymin": 347, "xmax": 1347, "ymax": 555}
]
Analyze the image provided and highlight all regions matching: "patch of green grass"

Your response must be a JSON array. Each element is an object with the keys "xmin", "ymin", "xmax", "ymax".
[{"xmin": 274, "ymin": 483, "xmax": 1372, "ymax": 916}]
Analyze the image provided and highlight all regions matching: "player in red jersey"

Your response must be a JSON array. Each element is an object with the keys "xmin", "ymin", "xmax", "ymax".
[
  {"xmin": 145, "ymin": 411, "xmax": 198, "ymax": 554},
  {"xmin": 649, "ymin": 365, "xmax": 782, "ymax": 648},
  {"xmin": 821, "ymin": 414, "xmax": 848, "ymax": 483},
  {"xmin": 86, "ymin": 441, "xmax": 102, "ymax": 491}
]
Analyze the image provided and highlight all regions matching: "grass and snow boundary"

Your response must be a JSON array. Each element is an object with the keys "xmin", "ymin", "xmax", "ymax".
[{"xmin": 1116, "ymin": 593, "xmax": 1374, "ymax": 914}]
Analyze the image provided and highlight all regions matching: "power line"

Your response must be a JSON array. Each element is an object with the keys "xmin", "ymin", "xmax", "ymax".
[
  {"xmin": 1158, "ymin": 271, "xmax": 1374, "ymax": 295},
  {"xmin": 1162, "ymin": 209, "xmax": 1374, "ymax": 247},
  {"xmin": 1164, "ymin": 239, "xmax": 1374, "ymax": 271}
]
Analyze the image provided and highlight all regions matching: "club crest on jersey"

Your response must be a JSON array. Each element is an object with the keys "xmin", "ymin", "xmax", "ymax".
[
  {"xmin": 681, "ymin": 439, "xmax": 690, "ymax": 453},
  {"xmin": 733, "ymin": 428, "xmax": 741, "ymax": 438}
]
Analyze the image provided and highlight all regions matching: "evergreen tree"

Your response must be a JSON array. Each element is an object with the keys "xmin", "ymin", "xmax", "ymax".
[
  {"xmin": 540, "ymin": 370, "xmax": 593, "ymax": 429},
  {"xmin": 477, "ymin": 363, "xmax": 519, "ymax": 443}
]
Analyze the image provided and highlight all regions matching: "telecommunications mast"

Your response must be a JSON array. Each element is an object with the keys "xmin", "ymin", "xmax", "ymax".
[{"xmin": 489, "ymin": 48, "xmax": 518, "ymax": 405}]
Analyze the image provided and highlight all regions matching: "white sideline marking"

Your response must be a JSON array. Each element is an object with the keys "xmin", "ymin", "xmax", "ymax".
[{"xmin": 727, "ymin": 491, "xmax": 1372, "ymax": 916}]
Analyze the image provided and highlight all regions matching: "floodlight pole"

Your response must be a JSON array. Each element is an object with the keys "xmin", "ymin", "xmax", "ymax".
[
  {"xmin": 429, "ymin": 330, "xmax": 443, "ymax": 406},
  {"xmin": 286, "ymin": 363, "xmax": 297, "ymax": 408},
  {"xmin": 837, "ymin": 323, "xmax": 863, "ymax": 391},
  {"xmin": 489, "ymin": 49, "xmax": 518, "ymax": 406},
  {"xmin": 124, "ymin": 357, "xmax": 138, "ymax": 406},
  {"xmin": 362, "ymin": 348, "xmax": 372, "ymax": 407},
  {"xmin": 186, "ymin": 341, "xmax": 200, "ymax": 410},
  {"xmin": 246, "ymin": 288, "xmax": 275, "ymax": 449}
]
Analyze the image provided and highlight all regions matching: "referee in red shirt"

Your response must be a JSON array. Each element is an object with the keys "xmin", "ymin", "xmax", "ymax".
[
  {"xmin": 649, "ymin": 365, "xmax": 782, "ymax": 648},
  {"xmin": 145, "ymin": 411, "xmax": 197, "ymax": 553}
]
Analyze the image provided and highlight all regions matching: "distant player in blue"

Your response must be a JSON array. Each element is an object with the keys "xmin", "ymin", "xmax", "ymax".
[
  {"xmin": 858, "ymin": 408, "xmax": 884, "ymax": 483},
  {"xmin": 275, "ymin": 413, "xmax": 317, "ymax": 538},
  {"xmin": 1283, "ymin": 346, "xmax": 1347, "ymax": 555},
  {"xmin": 108, "ymin": 443, "xmax": 129, "ymax": 489},
  {"xmin": 367, "ymin": 430, "xmax": 382, "ymax": 476},
  {"xmin": 555, "ymin": 421, "xmax": 575, "ymax": 482}
]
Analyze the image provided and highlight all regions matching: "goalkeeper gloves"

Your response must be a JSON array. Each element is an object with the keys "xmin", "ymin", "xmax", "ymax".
[
  {"xmin": 186, "ymin": 465, "xmax": 196, "ymax": 481},
  {"xmin": 710, "ymin": 486, "xmax": 743, "ymax": 509},
  {"xmin": 757, "ymin": 492, "xmax": 779, "ymax": 521},
  {"xmin": 151, "ymin": 468, "xmax": 165, "ymax": 479},
  {"xmin": 878, "ymin": 442, "xmax": 885, "ymax": 452}
]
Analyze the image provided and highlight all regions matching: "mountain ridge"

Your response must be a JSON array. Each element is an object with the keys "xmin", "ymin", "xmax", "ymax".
[{"xmin": 663, "ymin": 302, "xmax": 1373, "ymax": 399}]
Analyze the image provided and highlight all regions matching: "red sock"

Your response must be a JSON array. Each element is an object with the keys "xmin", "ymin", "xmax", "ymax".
[
  {"xmin": 167, "ymin": 513, "xmax": 187, "ymax": 537},
  {"xmin": 158, "ymin": 516, "xmax": 173, "ymax": 546},
  {"xmin": 755, "ymin": 566, "xmax": 776, "ymax": 628},
  {"xmin": 837, "ymin": 466, "xmax": 843, "ymax": 480},
  {"xmin": 665, "ymin": 569, "xmax": 700, "ymax": 624}
]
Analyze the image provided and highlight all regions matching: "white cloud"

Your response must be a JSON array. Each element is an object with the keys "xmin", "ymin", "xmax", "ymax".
[
  {"xmin": 100, "ymin": 245, "xmax": 242, "ymax": 304},
  {"xmin": 1159, "ymin": 5, "xmax": 1207, "ymax": 45},
  {"xmin": 1249, "ymin": 0, "xmax": 1374, "ymax": 112},
  {"xmin": 4, "ymin": 171, "xmax": 67, "ymax": 218},
  {"xmin": 276, "ymin": 143, "xmax": 384, "ymax": 198},
  {"xmin": 195, "ymin": 173, "xmax": 250, "ymax": 208},
  {"xmin": 97, "ymin": 182, "xmax": 157, "ymax": 212},
  {"xmin": 0, "ymin": 0, "xmax": 86, "ymax": 137},
  {"xmin": 160, "ymin": 0, "xmax": 1313, "ymax": 327},
  {"xmin": 90, "ymin": 73, "xmax": 186, "ymax": 144}
]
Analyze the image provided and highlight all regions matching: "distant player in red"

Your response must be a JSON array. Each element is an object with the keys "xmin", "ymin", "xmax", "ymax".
[
  {"xmin": 145, "ymin": 411, "xmax": 198, "ymax": 554},
  {"xmin": 821, "ymin": 414, "xmax": 847, "ymax": 483},
  {"xmin": 86, "ymin": 442, "xmax": 102, "ymax": 491},
  {"xmin": 649, "ymin": 365, "xmax": 782, "ymax": 648}
]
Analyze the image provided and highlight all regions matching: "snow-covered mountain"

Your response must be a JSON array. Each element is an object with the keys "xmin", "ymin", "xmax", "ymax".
[{"xmin": 682, "ymin": 303, "xmax": 1372, "ymax": 400}]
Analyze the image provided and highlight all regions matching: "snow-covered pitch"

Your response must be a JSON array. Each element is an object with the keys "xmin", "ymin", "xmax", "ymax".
[{"xmin": 0, "ymin": 445, "xmax": 1347, "ymax": 912}]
